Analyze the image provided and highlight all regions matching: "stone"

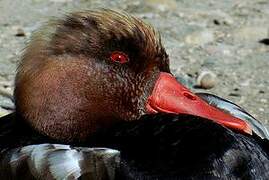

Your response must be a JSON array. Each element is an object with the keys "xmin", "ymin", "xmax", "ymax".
[
  {"xmin": 49, "ymin": 0, "xmax": 73, "ymax": 2},
  {"xmin": 233, "ymin": 26, "xmax": 268, "ymax": 42},
  {"xmin": 185, "ymin": 30, "xmax": 215, "ymax": 46},
  {"xmin": 196, "ymin": 71, "xmax": 217, "ymax": 89},
  {"xmin": 15, "ymin": 28, "xmax": 25, "ymax": 37},
  {"xmin": 145, "ymin": 0, "xmax": 177, "ymax": 11},
  {"xmin": 0, "ymin": 87, "xmax": 13, "ymax": 99}
]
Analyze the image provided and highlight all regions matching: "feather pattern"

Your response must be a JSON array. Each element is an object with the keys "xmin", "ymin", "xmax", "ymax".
[
  {"xmin": 0, "ymin": 144, "xmax": 120, "ymax": 180},
  {"xmin": 90, "ymin": 113, "xmax": 269, "ymax": 179},
  {"xmin": 0, "ymin": 113, "xmax": 269, "ymax": 179}
]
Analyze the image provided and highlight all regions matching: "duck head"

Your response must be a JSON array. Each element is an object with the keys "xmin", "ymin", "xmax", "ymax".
[{"xmin": 14, "ymin": 9, "xmax": 251, "ymax": 142}]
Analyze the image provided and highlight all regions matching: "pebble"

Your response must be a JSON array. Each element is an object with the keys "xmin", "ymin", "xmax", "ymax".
[
  {"xmin": 259, "ymin": 108, "xmax": 265, "ymax": 112},
  {"xmin": 49, "ymin": 0, "xmax": 73, "ymax": 2},
  {"xmin": 240, "ymin": 79, "xmax": 251, "ymax": 87},
  {"xmin": 0, "ymin": 87, "xmax": 13, "ymax": 100},
  {"xmin": 228, "ymin": 93, "xmax": 241, "ymax": 97},
  {"xmin": 259, "ymin": 38, "xmax": 269, "ymax": 45},
  {"xmin": 185, "ymin": 30, "xmax": 215, "ymax": 46},
  {"xmin": 196, "ymin": 71, "xmax": 217, "ymax": 89},
  {"xmin": 15, "ymin": 28, "xmax": 26, "ymax": 37},
  {"xmin": 0, "ymin": 81, "xmax": 12, "ymax": 87},
  {"xmin": 213, "ymin": 19, "xmax": 220, "ymax": 25},
  {"xmin": 211, "ymin": 10, "xmax": 234, "ymax": 25},
  {"xmin": 204, "ymin": 44, "xmax": 233, "ymax": 57},
  {"xmin": 145, "ymin": 0, "xmax": 177, "ymax": 11},
  {"xmin": 233, "ymin": 26, "xmax": 268, "ymax": 42}
]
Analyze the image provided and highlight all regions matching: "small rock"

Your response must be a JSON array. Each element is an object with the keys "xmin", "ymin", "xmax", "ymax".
[
  {"xmin": 0, "ymin": 80, "xmax": 13, "ymax": 88},
  {"xmin": 233, "ymin": 88, "xmax": 239, "ymax": 91},
  {"xmin": 233, "ymin": 26, "xmax": 268, "ymax": 42},
  {"xmin": 211, "ymin": 10, "xmax": 234, "ymax": 25},
  {"xmin": 259, "ymin": 38, "xmax": 269, "ymax": 45},
  {"xmin": 145, "ymin": 0, "xmax": 177, "ymax": 11},
  {"xmin": 49, "ymin": 0, "xmax": 73, "ymax": 2},
  {"xmin": 136, "ymin": 13, "xmax": 157, "ymax": 19},
  {"xmin": 240, "ymin": 79, "xmax": 251, "ymax": 87},
  {"xmin": 205, "ymin": 44, "xmax": 233, "ymax": 57},
  {"xmin": 213, "ymin": 19, "xmax": 220, "ymax": 25},
  {"xmin": 15, "ymin": 28, "xmax": 26, "ymax": 37},
  {"xmin": 259, "ymin": 108, "xmax": 265, "ymax": 112},
  {"xmin": 228, "ymin": 93, "xmax": 241, "ymax": 97},
  {"xmin": 0, "ymin": 87, "xmax": 13, "ymax": 100},
  {"xmin": 196, "ymin": 71, "xmax": 217, "ymax": 89},
  {"xmin": 185, "ymin": 30, "xmax": 215, "ymax": 46}
]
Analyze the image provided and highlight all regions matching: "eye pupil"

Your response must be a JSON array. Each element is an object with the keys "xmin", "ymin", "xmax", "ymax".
[
  {"xmin": 116, "ymin": 55, "xmax": 122, "ymax": 61},
  {"xmin": 110, "ymin": 52, "xmax": 129, "ymax": 64}
]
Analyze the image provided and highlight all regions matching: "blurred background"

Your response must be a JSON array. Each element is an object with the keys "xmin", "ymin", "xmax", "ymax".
[{"xmin": 0, "ymin": 0, "xmax": 268, "ymax": 126}]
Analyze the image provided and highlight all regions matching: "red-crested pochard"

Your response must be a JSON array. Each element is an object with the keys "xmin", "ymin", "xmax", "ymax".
[{"xmin": 0, "ymin": 9, "xmax": 268, "ymax": 179}]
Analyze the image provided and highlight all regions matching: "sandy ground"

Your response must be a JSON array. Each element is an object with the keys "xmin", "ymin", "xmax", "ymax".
[{"xmin": 0, "ymin": 0, "xmax": 268, "ymax": 126}]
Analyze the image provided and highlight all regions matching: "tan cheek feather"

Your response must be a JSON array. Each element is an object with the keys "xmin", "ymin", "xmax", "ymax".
[{"xmin": 15, "ymin": 58, "xmax": 101, "ymax": 141}]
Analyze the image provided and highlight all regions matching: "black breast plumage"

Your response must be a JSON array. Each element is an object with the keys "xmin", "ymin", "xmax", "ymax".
[{"xmin": 0, "ymin": 113, "xmax": 269, "ymax": 179}]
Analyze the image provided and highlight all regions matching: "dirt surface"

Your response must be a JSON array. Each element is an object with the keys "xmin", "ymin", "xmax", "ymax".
[{"xmin": 0, "ymin": 0, "xmax": 268, "ymax": 126}]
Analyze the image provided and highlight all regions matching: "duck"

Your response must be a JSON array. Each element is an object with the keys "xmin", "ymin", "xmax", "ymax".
[{"xmin": 0, "ymin": 9, "xmax": 268, "ymax": 179}]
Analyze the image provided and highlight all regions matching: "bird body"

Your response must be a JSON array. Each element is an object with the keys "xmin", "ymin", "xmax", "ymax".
[
  {"xmin": 0, "ymin": 9, "xmax": 268, "ymax": 179},
  {"xmin": 0, "ymin": 113, "xmax": 269, "ymax": 179}
]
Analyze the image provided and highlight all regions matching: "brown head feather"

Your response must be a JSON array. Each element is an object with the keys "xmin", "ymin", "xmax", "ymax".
[{"xmin": 15, "ymin": 9, "xmax": 169, "ymax": 142}]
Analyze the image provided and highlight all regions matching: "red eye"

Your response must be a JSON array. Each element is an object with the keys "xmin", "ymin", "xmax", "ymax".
[{"xmin": 110, "ymin": 51, "xmax": 129, "ymax": 64}]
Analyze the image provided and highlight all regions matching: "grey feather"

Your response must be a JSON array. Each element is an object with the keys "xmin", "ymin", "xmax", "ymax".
[
  {"xmin": 1, "ymin": 144, "xmax": 120, "ymax": 180},
  {"xmin": 196, "ymin": 92, "xmax": 269, "ymax": 139}
]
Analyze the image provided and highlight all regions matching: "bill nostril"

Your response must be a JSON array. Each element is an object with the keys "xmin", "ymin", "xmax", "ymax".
[{"xmin": 183, "ymin": 92, "xmax": 197, "ymax": 101}]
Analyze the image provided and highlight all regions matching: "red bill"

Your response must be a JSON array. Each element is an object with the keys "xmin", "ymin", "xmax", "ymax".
[{"xmin": 146, "ymin": 72, "xmax": 252, "ymax": 135}]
